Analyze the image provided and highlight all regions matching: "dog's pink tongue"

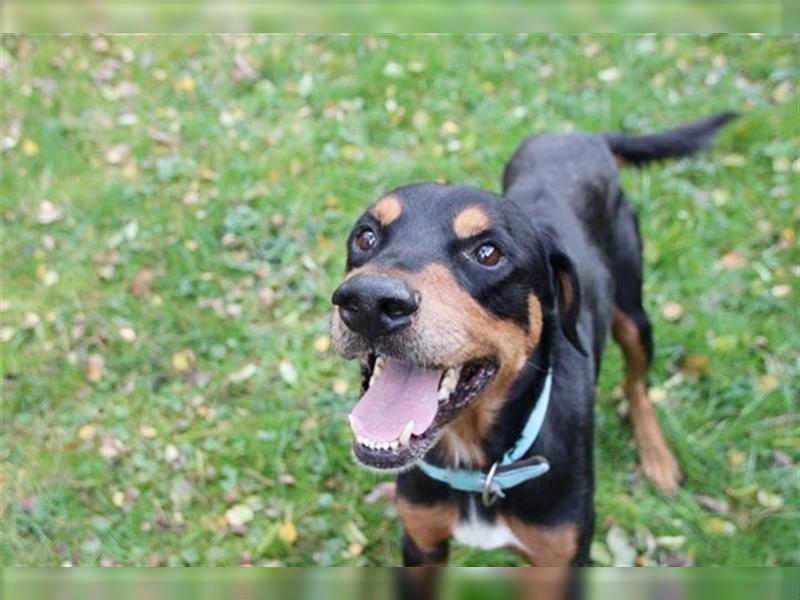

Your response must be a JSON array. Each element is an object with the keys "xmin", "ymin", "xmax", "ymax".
[{"xmin": 349, "ymin": 359, "xmax": 443, "ymax": 442}]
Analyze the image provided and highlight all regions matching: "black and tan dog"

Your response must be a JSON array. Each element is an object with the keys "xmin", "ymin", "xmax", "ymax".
[{"xmin": 331, "ymin": 112, "xmax": 736, "ymax": 566}]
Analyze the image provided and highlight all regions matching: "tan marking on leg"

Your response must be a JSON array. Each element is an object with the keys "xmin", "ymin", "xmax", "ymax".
[
  {"xmin": 505, "ymin": 517, "xmax": 579, "ymax": 566},
  {"xmin": 453, "ymin": 206, "xmax": 492, "ymax": 239},
  {"xmin": 396, "ymin": 498, "xmax": 458, "ymax": 556},
  {"xmin": 612, "ymin": 306, "xmax": 682, "ymax": 495},
  {"xmin": 370, "ymin": 195, "xmax": 402, "ymax": 226}
]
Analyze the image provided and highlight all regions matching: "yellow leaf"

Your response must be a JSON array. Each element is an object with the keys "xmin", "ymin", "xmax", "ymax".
[
  {"xmin": 21, "ymin": 138, "xmax": 39, "ymax": 156},
  {"xmin": 346, "ymin": 542, "xmax": 363, "ymax": 557},
  {"xmin": 278, "ymin": 519, "xmax": 298, "ymax": 545},
  {"xmin": 333, "ymin": 379, "xmax": 349, "ymax": 395},
  {"xmin": 756, "ymin": 489, "xmax": 784, "ymax": 511},
  {"xmin": 705, "ymin": 517, "xmax": 737, "ymax": 536},
  {"xmin": 171, "ymin": 350, "xmax": 195, "ymax": 372},
  {"xmin": 139, "ymin": 425, "xmax": 157, "ymax": 439},
  {"xmin": 314, "ymin": 335, "xmax": 331, "ymax": 353},
  {"xmin": 440, "ymin": 121, "xmax": 460, "ymax": 136},
  {"xmin": 78, "ymin": 424, "xmax": 96, "ymax": 441},
  {"xmin": 174, "ymin": 75, "xmax": 196, "ymax": 93},
  {"xmin": 728, "ymin": 449, "xmax": 746, "ymax": 467},
  {"xmin": 112, "ymin": 490, "xmax": 125, "ymax": 508}
]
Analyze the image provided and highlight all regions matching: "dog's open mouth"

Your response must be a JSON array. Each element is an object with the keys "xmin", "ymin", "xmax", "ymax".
[{"xmin": 347, "ymin": 355, "xmax": 497, "ymax": 470}]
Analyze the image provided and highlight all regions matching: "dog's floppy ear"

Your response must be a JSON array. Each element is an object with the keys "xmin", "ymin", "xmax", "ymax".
[{"xmin": 546, "ymin": 244, "xmax": 587, "ymax": 356}]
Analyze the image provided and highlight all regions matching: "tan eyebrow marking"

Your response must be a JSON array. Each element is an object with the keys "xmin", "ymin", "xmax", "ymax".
[
  {"xmin": 453, "ymin": 206, "xmax": 492, "ymax": 239},
  {"xmin": 370, "ymin": 195, "xmax": 402, "ymax": 226}
]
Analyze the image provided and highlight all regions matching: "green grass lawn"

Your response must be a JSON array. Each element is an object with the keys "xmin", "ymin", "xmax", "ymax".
[{"xmin": 1, "ymin": 34, "xmax": 798, "ymax": 567}]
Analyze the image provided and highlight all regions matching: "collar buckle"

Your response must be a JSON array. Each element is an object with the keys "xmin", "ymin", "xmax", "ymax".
[{"xmin": 481, "ymin": 461, "xmax": 506, "ymax": 507}]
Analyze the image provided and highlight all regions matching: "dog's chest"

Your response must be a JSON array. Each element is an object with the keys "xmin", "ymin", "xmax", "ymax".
[{"xmin": 451, "ymin": 500, "xmax": 527, "ymax": 552}]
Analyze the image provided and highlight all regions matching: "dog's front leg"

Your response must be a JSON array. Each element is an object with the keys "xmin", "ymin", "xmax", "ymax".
[{"xmin": 396, "ymin": 497, "xmax": 456, "ymax": 566}]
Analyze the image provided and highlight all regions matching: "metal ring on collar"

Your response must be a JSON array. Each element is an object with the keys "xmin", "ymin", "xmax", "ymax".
[{"xmin": 481, "ymin": 461, "xmax": 502, "ymax": 507}]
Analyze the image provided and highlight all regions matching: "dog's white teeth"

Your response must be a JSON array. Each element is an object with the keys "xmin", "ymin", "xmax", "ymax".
[
  {"xmin": 399, "ymin": 420, "xmax": 414, "ymax": 447},
  {"xmin": 437, "ymin": 366, "xmax": 461, "ymax": 401},
  {"xmin": 389, "ymin": 440, "xmax": 399, "ymax": 449},
  {"xmin": 368, "ymin": 356, "xmax": 385, "ymax": 388},
  {"xmin": 373, "ymin": 356, "xmax": 385, "ymax": 375}
]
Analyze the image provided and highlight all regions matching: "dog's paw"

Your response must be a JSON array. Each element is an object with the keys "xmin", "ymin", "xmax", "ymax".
[{"xmin": 640, "ymin": 443, "xmax": 682, "ymax": 496}]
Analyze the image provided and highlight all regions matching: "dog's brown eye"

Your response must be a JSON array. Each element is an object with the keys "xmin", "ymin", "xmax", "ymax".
[
  {"xmin": 474, "ymin": 243, "xmax": 503, "ymax": 266},
  {"xmin": 355, "ymin": 228, "xmax": 377, "ymax": 252}
]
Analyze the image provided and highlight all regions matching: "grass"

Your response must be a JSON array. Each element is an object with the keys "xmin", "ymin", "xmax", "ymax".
[{"xmin": 1, "ymin": 34, "xmax": 798, "ymax": 567}]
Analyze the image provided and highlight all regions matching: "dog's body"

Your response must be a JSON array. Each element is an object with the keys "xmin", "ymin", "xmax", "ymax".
[{"xmin": 331, "ymin": 113, "xmax": 736, "ymax": 566}]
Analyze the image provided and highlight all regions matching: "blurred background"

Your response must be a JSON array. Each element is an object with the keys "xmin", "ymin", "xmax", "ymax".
[{"xmin": 1, "ymin": 34, "xmax": 798, "ymax": 567}]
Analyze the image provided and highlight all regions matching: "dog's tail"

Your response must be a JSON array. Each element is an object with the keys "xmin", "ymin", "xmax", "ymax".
[{"xmin": 603, "ymin": 111, "xmax": 739, "ymax": 167}]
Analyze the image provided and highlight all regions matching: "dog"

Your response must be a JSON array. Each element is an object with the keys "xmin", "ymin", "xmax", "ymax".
[{"xmin": 331, "ymin": 112, "xmax": 737, "ymax": 566}]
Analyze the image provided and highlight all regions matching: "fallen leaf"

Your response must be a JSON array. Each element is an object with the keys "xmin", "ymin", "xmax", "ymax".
[
  {"xmin": 257, "ymin": 287, "xmax": 275, "ymax": 307},
  {"xmin": 171, "ymin": 350, "xmax": 195, "ymax": 373},
  {"xmin": 230, "ymin": 363, "xmax": 258, "ymax": 383},
  {"xmin": 105, "ymin": 143, "xmax": 130, "ymax": 165},
  {"xmin": 695, "ymin": 494, "xmax": 729, "ymax": 513},
  {"xmin": 660, "ymin": 302, "xmax": 684, "ymax": 322},
  {"xmin": 164, "ymin": 444, "xmax": 180, "ymax": 463},
  {"xmin": 757, "ymin": 374, "xmax": 779, "ymax": 393},
  {"xmin": 78, "ymin": 424, "xmax": 97, "ymax": 441},
  {"xmin": 598, "ymin": 66, "xmax": 622, "ymax": 82},
  {"xmin": 139, "ymin": 425, "xmax": 157, "ymax": 439},
  {"xmin": 314, "ymin": 335, "xmax": 331, "ymax": 353},
  {"xmin": 225, "ymin": 504, "xmax": 254, "ymax": 528},
  {"xmin": 648, "ymin": 387, "xmax": 668, "ymax": 404},
  {"xmin": 655, "ymin": 535, "xmax": 686, "ymax": 550},
  {"xmin": 174, "ymin": 75, "xmax": 196, "ymax": 93},
  {"xmin": 278, "ymin": 519, "xmax": 298, "ymax": 545},
  {"xmin": 112, "ymin": 490, "xmax": 126, "ymax": 508},
  {"xmin": 23, "ymin": 312, "xmax": 40, "ymax": 329},
  {"xmin": 21, "ymin": 138, "xmax": 39, "ymax": 156},
  {"xmin": 86, "ymin": 354, "xmax": 105, "ymax": 383},
  {"xmin": 727, "ymin": 449, "xmax": 746, "ymax": 467},
  {"xmin": 37, "ymin": 200, "xmax": 63, "ymax": 224},
  {"xmin": 119, "ymin": 327, "xmax": 136, "ymax": 342},
  {"xmin": 718, "ymin": 251, "xmax": 746, "ymax": 269},
  {"xmin": 770, "ymin": 284, "xmax": 791, "ymax": 298},
  {"xmin": 278, "ymin": 360, "xmax": 298, "ymax": 384},
  {"xmin": 606, "ymin": 525, "xmax": 636, "ymax": 566},
  {"xmin": 130, "ymin": 269, "xmax": 153, "ymax": 297},
  {"xmin": 705, "ymin": 517, "xmax": 737, "ymax": 536},
  {"xmin": 346, "ymin": 542, "xmax": 363, "ymax": 557},
  {"xmin": 383, "ymin": 61, "xmax": 404, "ymax": 78},
  {"xmin": 756, "ymin": 489, "xmax": 784, "ymax": 511},
  {"xmin": 170, "ymin": 477, "xmax": 193, "ymax": 510},
  {"xmin": 440, "ymin": 121, "xmax": 460, "ymax": 136},
  {"xmin": 99, "ymin": 435, "xmax": 126, "ymax": 459},
  {"xmin": 332, "ymin": 379, "xmax": 349, "ymax": 395}
]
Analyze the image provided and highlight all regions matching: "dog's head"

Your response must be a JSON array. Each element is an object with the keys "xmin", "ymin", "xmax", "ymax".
[{"xmin": 331, "ymin": 183, "xmax": 584, "ymax": 470}]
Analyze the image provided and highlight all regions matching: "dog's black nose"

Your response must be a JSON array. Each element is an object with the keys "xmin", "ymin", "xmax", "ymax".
[{"xmin": 332, "ymin": 274, "xmax": 420, "ymax": 340}]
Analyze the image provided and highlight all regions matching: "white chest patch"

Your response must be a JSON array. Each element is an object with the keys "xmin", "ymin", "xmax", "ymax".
[{"xmin": 451, "ymin": 501, "xmax": 527, "ymax": 552}]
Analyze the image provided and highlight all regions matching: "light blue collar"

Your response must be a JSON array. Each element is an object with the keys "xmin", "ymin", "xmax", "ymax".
[{"xmin": 417, "ymin": 369, "xmax": 553, "ymax": 505}]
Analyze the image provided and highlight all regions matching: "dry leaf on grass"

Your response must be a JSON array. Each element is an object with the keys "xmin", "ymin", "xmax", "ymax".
[
  {"xmin": 86, "ymin": 354, "xmax": 105, "ymax": 383},
  {"xmin": 660, "ymin": 302, "xmax": 684, "ymax": 322}
]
